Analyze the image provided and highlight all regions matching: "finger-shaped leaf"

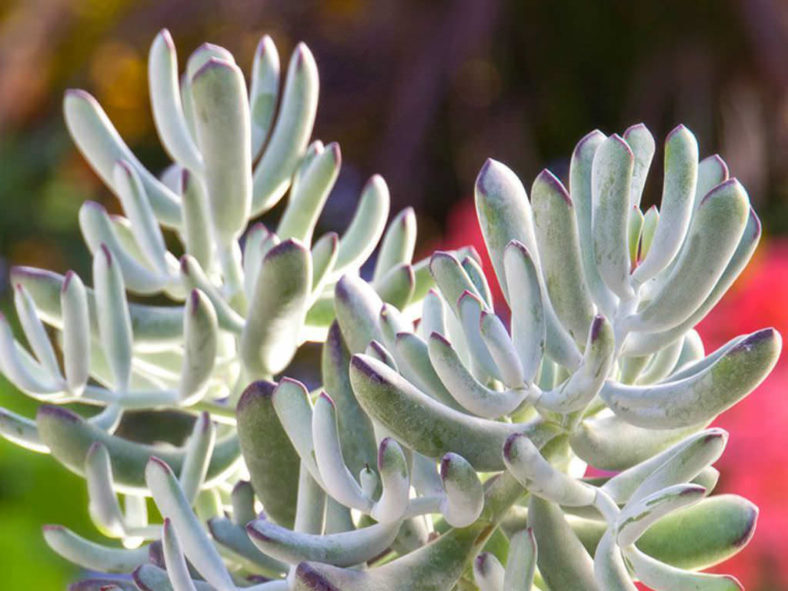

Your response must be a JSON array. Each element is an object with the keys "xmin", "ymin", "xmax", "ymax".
[
  {"xmin": 313, "ymin": 392, "xmax": 373, "ymax": 512},
  {"xmin": 617, "ymin": 484, "xmax": 706, "ymax": 547},
  {"xmin": 394, "ymin": 332, "xmax": 465, "ymax": 411},
  {"xmin": 94, "ymin": 245, "xmax": 133, "ymax": 391},
  {"xmin": 14, "ymin": 284, "xmax": 60, "ymax": 378},
  {"xmin": 418, "ymin": 289, "xmax": 447, "ymax": 340},
  {"xmin": 628, "ymin": 206, "xmax": 644, "ymax": 265},
  {"xmin": 252, "ymin": 43, "xmax": 319, "ymax": 214},
  {"xmin": 149, "ymin": 30, "xmax": 202, "ymax": 173},
  {"xmin": 428, "ymin": 332, "xmax": 527, "ymax": 419},
  {"xmin": 531, "ymin": 169, "xmax": 594, "ymax": 343},
  {"xmin": 247, "ymin": 518, "xmax": 400, "ymax": 567},
  {"xmin": 310, "ymin": 231, "xmax": 338, "ymax": 294},
  {"xmin": 570, "ymin": 413, "xmax": 703, "ymax": 471},
  {"xmin": 623, "ymin": 545, "xmax": 741, "ymax": 591},
  {"xmin": 178, "ymin": 412, "xmax": 215, "ymax": 505},
  {"xmin": 249, "ymin": 35, "xmax": 280, "ymax": 159},
  {"xmin": 371, "ymin": 437, "xmax": 410, "ymax": 523},
  {"xmin": 374, "ymin": 207, "xmax": 417, "ymax": 282},
  {"xmin": 350, "ymin": 353, "xmax": 540, "ymax": 471},
  {"xmin": 462, "ymin": 254, "xmax": 494, "ymax": 310},
  {"xmin": 570, "ymin": 130, "xmax": 617, "ymax": 316},
  {"xmin": 43, "ymin": 524, "xmax": 149, "ymax": 572},
  {"xmin": 601, "ymin": 328, "xmax": 780, "ymax": 428},
  {"xmin": 241, "ymin": 239, "xmax": 311, "ymax": 377},
  {"xmin": 237, "ymin": 381, "xmax": 300, "ymax": 527},
  {"xmin": 536, "ymin": 315, "xmax": 614, "ymax": 413},
  {"xmin": 635, "ymin": 336, "xmax": 683, "ymax": 384},
  {"xmin": 145, "ymin": 457, "xmax": 235, "ymax": 590},
  {"xmin": 529, "ymin": 496, "xmax": 598, "ymax": 590},
  {"xmin": 458, "ymin": 291, "xmax": 501, "ymax": 381},
  {"xmin": 322, "ymin": 322, "xmax": 377, "ymax": 477},
  {"xmin": 429, "ymin": 251, "xmax": 483, "ymax": 317},
  {"xmin": 504, "ymin": 433, "xmax": 595, "ymax": 507},
  {"xmin": 592, "ymin": 134, "xmax": 634, "ymax": 298},
  {"xmin": 133, "ymin": 564, "xmax": 214, "ymax": 591},
  {"xmin": 439, "ymin": 452, "xmax": 484, "ymax": 527},
  {"xmin": 178, "ymin": 170, "xmax": 213, "ymax": 271},
  {"xmin": 85, "ymin": 442, "xmax": 125, "ymax": 537},
  {"xmin": 295, "ymin": 463, "xmax": 326, "ymax": 534},
  {"xmin": 503, "ymin": 528, "xmax": 536, "ymax": 591},
  {"xmin": 623, "ymin": 123, "xmax": 656, "ymax": 208},
  {"xmin": 627, "ymin": 179, "xmax": 749, "ymax": 333},
  {"xmin": 334, "ymin": 273, "xmax": 383, "ymax": 354},
  {"xmin": 474, "ymin": 552, "xmax": 505, "ymax": 591},
  {"xmin": 37, "ymin": 405, "xmax": 239, "ymax": 493},
  {"xmin": 270, "ymin": 378, "xmax": 322, "ymax": 483},
  {"xmin": 207, "ymin": 517, "xmax": 287, "ymax": 578},
  {"xmin": 277, "ymin": 142, "xmax": 341, "ymax": 243},
  {"xmin": 0, "ymin": 407, "xmax": 48, "ymax": 453},
  {"xmin": 191, "ymin": 57, "xmax": 252, "ymax": 245},
  {"xmin": 480, "ymin": 310, "xmax": 524, "ymax": 387},
  {"xmin": 162, "ymin": 518, "xmax": 198, "ymax": 591},
  {"xmin": 334, "ymin": 175, "xmax": 390, "ymax": 273},
  {"xmin": 61, "ymin": 271, "xmax": 90, "ymax": 394},
  {"xmin": 179, "ymin": 290, "xmax": 218, "ymax": 404},
  {"xmin": 374, "ymin": 263, "xmax": 415, "ymax": 310},
  {"xmin": 503, "ymin": 241, "xmax": 545, "ymax": 382},
  {"xmin": 633, "ymin": 126, "xmax": 698, "ymax": 283},
  {"xmin": 594, "ymin": 529, "xmax": 638, "ymax": 591}
]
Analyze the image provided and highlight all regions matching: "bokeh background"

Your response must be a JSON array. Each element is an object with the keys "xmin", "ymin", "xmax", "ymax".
[{"xmin": 1, "ymin": 0, "xmax": 787, "ymax": 588}]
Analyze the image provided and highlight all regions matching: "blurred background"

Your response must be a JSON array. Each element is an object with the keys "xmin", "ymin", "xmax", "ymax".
[{"xmin": 1, "ymin": 0, "xmax": 787, "ymax": 588}]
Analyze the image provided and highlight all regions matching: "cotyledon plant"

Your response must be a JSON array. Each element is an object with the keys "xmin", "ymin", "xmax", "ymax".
[{"xmin": 0, "ymin": 29, "xmax": 779, "ymax": 591}]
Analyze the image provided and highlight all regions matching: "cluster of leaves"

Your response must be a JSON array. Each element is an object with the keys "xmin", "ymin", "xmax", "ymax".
[{"xmin": 0, "ymin": 29, "xmax": 780, "ymax": 591}]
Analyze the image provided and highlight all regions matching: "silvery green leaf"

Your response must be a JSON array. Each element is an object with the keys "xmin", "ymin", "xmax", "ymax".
[
  {"xmin": 474, "ymin": 158, "xmax": 539, "ymax": 302},
  {"xmin": 43, "ymin": 524, "xmax": 149, "ymax": 572},
  {"xmin": 504, "ymin": 433, "xmax": 595, "ymax": 507},
  {"xmin": 277, "ymin": 142, "xmax": 341, "ymax": 243},
  {"xmin": 639, "ymin": 204, "xmax": 659, "ymax": 262},
  {"xmin": 252, "ymin": 44, "xmax": 319, "ymax": 214},
  {"xmin": 503, "ymin": 241, "xmax": 545, "ymax": 383},
  {"xmin": 474, "ymin": 552, "xmax": 505, "ymax": 591},
  {"xmin": 37, "ymin": 405, "xmax": 239, "ymax": 493},
  {"xmin": 207, "ymin": 517, "xmax": 287, "ymax": 577},
  {"xmin": 237, "ymin": 381, "xmax": 300, "ymax": 527},
  {"xmin": 191, "ymin": 57, "xmax": 252, "ymax": 245},
  {"xmin": 270, "ymin": 378, "xmax": 322, "ymax": 484},
  {"xmin": 85, "ymin": 442, "xmax": 125, "ymax": 537},
  {"xmin": 603, "ymin": 428, "xmax": 727, "ymax": 504},
  {"xmin": 461, "ymin": 254, "xmax": 494, "ymax": 309},
  {"xmin": 480, "ymin": 310, "xmax": 524, "ymax": 387},
  {"xmin": 178, "ymin": 290, "xmax": 218, "ymax": 404},
  {"xmin": 145, "ymin": 457, "xmax": 235, "ymax": 590},
  {"xmin": 626, "ymin": 179, "xmax": 749, "ymax": 333},
  {"xmin": 393, "ymin": 332, "xmax": 465, "ymax": 411},
  {"xmin": 93, "ymin": 245, "xmax": 133, "ymax": 391},
  {"xmin": 350, "ymin": 353, "xmax": 538, "ymax": 471},
  {"xmin": 310, "ymin": 231, "xmax": 338, "ymax": 295},
  {"xmin": 693, "ymin": 466, "xmax": 719, "ymax": 493},
  {"xmin": 503, "ymin": 528, "xmax": 536, "ymax": 591},
  {"xmin": 601, "ymin": 328, "xmax": 780, "ymax": 428},
  {"xmin": 322, "ymin": 322, "xmax": 377, "ymax": 478},
  {"xmin": 0, "ymin": 407, "xmax": 48, "ymax": 452},
  {"xmin": 63, "ymin": 89, "xmax": 181, "ymax": 227},
  {"xmin": 591, "ymin": 134, "xmax": 634, "ymax": 298},
  {"xmin": 623, "ymin": 123, "xmax": 655, "ymax": 208},
  {"xmin": 334, "ymin": 175, "xmax": 390, "ymax": 273},
  {"xmin": 427, "ymin": 332, "xmax": 527, "ymax": 419},
  {"xmin": 627, "ymin": 206, "xmax": 644, "ymax": 265},
  {"xmin": 80, "ymin": 202, "xmax": 168, "ymax": 294},
  {"xmin": 570, "ymin": 412, "xmax": 704, "ymax": 471},
  {"xmin": 439, "ymin": 452, "xmax": 484, "ymax": 527},
  {"xmin": 570, "ymin": 129, "xmax": 617, "ymax": 316},
  {"xmin": 458, "ymin": 291, "xmax": 500, "ymax": 381},
  {"xmin": 617, "ymin": 484, "xmax": 706, "ymax": 547},
  {"xmin": 241, "ymin": 239, "xmax": 311, "ymax": 377},
  {"xmin": 673, "ymin": 329, "xmax": 705, "ymax": 374},
  {"xmin": 429, "ymin": 251, "xmax": 484, "ymax": 316},
  {"xmin": 419, "ymin": 289, "xmax": 447, "ymax": 340},
  {"xmin": 61, "ymin": 271, "xmax": 90, "ymax": 394},
  {"xmin": 531, "ymin": 169, "xmax": 595, "ymax": 344},
  {"xmin": 295, "ymin": 463, "xmax": 326, "ymax": 534},
  {"xmin": 632, "ymin": 125, "xmax": 698, "ymax": 283},
  {"xmin": 178, "ymin": 412, "xmax": 215, "ymax": 505},
  {"xmin": 623, "ymin": 545, "xmax": 742, "ymax": 591},
  {"xmin": 594, "ymin": 529, "xmax": 638, "ymax": 591},
  {"xmin": 313, "ymin": 392, "xmax": 373, "ymax": 512},
  {"xmin": 635, "ymin": 336, "xmax": 683, "ymax": 384},
  {"xmin": 178, "ymin": 255, "xmax": 244, "ymax": 333},
  {"xmin": 694, "ymin": 155, "xmax": 729, "ymax": 212},
  {"xmin": 162, "ymin": 518, "xmax": 198, "ymax": 591},
  {"xmin": 242, "ymin": 223, "xmax": 276, "ymax": 302},
  {"xmin": 178, "ymin": 170, "xmax": 213, "ymax": 271},
  {"xmin": 623, "ymin": 207, "xmax": 760, "ymax": 356},
  {"xmin": 536, "ymin": 315, "xmax": 614, "ymax": 413},
  {"xmin": 13, "ymin": 284, "xmax": 60, "ymax": 379},
  {"xmin": 148, "ymin": 30, "xmax": 202, "ymax": 173},
  {"xmin": 366, "ymin": 339, "xmax": 397, "ymax": 369},
  {"xmin": 246, "ymin": 518, "xmax": 400, "ymax": 567},
  {"xmin": 411, "ymin": 254, "xmax": 437, "ymax": 303},
  {"xmin": 375, "ymin": 263, "xmax": 415, "ymax": 309},
  {"xmin": 373, "ymin": 208, "xmax": 417, "ymax": 283},
  {"xmin": 133, "ymin": 564, "xmax": 215, "ymax": 591},
  {"xmin": 249, "ymin": 35, "xmax": 280, "ymax": 160},
  {"xmin": 113, "ymin": 161, "xmax": 170, "ymax": 275},
  {"xmin": 334, "ymin": 273, "xmax": 383, "ymax": 354},
  {"xmin": 529, "ymin": 495, "xmax": 599, "ymax": 590},
  {"xmin": 371, "ymin": 437, "xmax": 410, "ymax": 522},
  {"xmin": 231, "ymin": 480, "xmax": 256, "ymax": 527}
]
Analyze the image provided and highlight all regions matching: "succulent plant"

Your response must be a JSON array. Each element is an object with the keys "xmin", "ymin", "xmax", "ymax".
[{"xmin": 0, "ymin": 28, "xmax": 780, "ymax": 591}]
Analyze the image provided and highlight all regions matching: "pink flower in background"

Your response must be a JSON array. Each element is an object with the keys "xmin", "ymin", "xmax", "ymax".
[{"xmin": 441, "ymin": 198, "xmax": 788, "ymax": 590}]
